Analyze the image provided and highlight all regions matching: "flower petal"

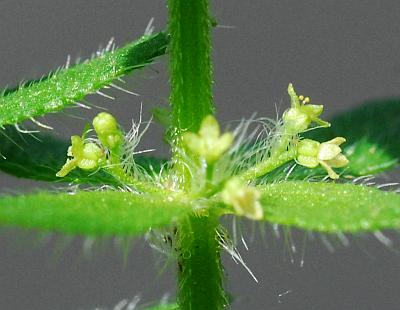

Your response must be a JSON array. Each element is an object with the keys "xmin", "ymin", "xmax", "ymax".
[
  {"xmin": 326, "ymin": 137, "xmax": 346, "ymax": 146},
  {"xmin": 199, "ymin": 115, "xmax": 220, "ymax": 139},
  {"xmin": 318, "ymin": 143, "xmax": 342, "ymax": 161},
  {"xmin": 326, "ymin": 153, "xmax": 349, "ymax": 168}
]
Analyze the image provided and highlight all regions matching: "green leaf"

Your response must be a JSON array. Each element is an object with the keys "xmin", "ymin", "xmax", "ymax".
[
  {"xmin": 0, "ymin": 32, "xmax": 168, "ymax": 126},
  {"xmin": 0, "ymin": 191, "xmax": 188, "ymax": 236},
  {"xmin": 0, "ymin": 126, "xmax": 165, "ymax": 184},
  {"xmin": 258, "ymin": 181, "xmax": 400, "ymax": 233}
]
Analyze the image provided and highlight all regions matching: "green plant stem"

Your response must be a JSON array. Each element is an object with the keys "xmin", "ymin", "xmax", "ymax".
[
  {"xmin": 239, "ymin": 149, "xmax": 297, "ymax": 182},
  {"xmin": 104, "ymin": 149, "xmax": 170, "ymax": 194},
  {"xmin": 168, "ymin": 0, "xmax": 215, "ymax": 189},
  {"xmin": 177, "ymin": 213, "xmax": 227, "ymax": 310},
  {"xmin": 168, "ymin": 0, "xmax": 214, "ymax": 133},
  {"xmin": 239, "ymin": 129, "xmax": 297, "ymax": 182},
  {"xmin": 167, "ymin": 0, "xmax": 226, "ymax": 308},
  {"xmin": 175, "ymin": 161, "xmax": 227, "ymax": 309},
  {"xmin": 104, "ymin": 165, "xmax": 166, "ymax": 195}
]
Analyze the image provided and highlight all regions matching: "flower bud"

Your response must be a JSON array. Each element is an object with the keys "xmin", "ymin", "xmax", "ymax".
[{"xmin": 93, "ymin": 112, "xmax": 123, "ymax": 150}]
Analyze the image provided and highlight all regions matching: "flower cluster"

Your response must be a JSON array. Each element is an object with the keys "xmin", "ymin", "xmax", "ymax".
[
  {"xmin": 280, "ymin": 84, "xmax": 349, "ymax": 179},
  {"xmin": 57, "ymin": 84, "xmax": 350, "ymax": 220},
  {"xmin": 57, "ymin": 112, "xmax": 122, "ymax": 177}
]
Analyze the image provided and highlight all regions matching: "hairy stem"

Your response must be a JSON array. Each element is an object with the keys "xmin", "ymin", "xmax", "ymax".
[
  {"xmin": 168, "ymin": 0, "xmax": 214, "ymax": 133},
  {"xmin": 177, "ymin": 213, "xmax": 227, "ymax": 310},
  {"xmin": 168, "ymin": 0, "xmax": 215, "ymax": 190},
  {"xmin": 104, "ymin": 166, "xmax": 167, "ymax": 195},
  {"xmin": 239, "ymin": 149, "xmax": 297, "ymax": 182},
  {"xmin": 167, "ymin": 0, "xmax": 226, "ymax": 308}
]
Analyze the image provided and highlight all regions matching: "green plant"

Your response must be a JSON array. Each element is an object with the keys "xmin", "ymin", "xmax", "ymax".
[{"xmin": 1, "ymin": 1, "xmax": 399, "ymax": 309}]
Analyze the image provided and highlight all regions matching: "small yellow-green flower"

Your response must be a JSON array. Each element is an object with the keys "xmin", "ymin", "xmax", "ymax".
[
  {"xmin": 93, "ymin": 112, "xmax": 123, "ymax": 150},
  {"xmin": 183, "ymin": 115, "xmax": 233, "ymax": 163},
  {"xmin": 283, "ymin": 83, "xmax": 330, "ymax": 133},
  {"xmin": 297, "ymin": 137, "xmax": 349, "ymax": 179},
  {"xmin": 56, "ymin": 136, "xmax": 105, "ymax": 177},
  {"xmin": 221, "ymin": 177, "xmax": 263, "ymax": 220}
]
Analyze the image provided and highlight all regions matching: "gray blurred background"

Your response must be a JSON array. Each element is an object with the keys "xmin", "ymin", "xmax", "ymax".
[{"xmin": 0, "ymin": 0, "xmax": 400, "ymax": 309}]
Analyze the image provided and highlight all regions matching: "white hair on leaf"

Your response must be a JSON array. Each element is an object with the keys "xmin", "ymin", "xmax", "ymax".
[
  {"xmin": 30, "ymin": 117, "xmax": 54, "ymax": 130},
  {"xmin": 144, "ymin": 17, "xmax": 155, "ymax": 36}
]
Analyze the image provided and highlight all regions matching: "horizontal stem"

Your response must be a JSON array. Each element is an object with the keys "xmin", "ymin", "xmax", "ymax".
[
  {"xmin": 104, "ymin": 165, "xmax": 168, "ymax": 195},
  {"xmin": 238, "ymin": 149, "xmax": 297, "ymax": 182}
]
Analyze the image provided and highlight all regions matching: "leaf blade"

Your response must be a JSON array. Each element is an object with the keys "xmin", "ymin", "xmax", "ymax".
[
  {"xmin": 258, "ymin": 181, "xmax": 400, "ymax": 233},
  {"xmin": 0, "ymin": 32, "xmax": 168, "ymax": 126},
  {"xmin": 0, "ymin": 191, "xmax": 188, "ymax": 236}
]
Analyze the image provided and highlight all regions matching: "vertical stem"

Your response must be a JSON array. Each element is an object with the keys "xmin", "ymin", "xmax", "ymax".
[
  {"xmin": 167, "ymin": 1, "xmax": 226, "ymax": 309},
  {"xmin": 177, "ymin": 213, "xmax": 227, "ymax": 310},
  {"xmin": 167, "ymin": 0, "xmax": 215, "ymax": 188},
  {"xmin": 168, "ymin": 0, "xmax": 215, "ymax": 134}
]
